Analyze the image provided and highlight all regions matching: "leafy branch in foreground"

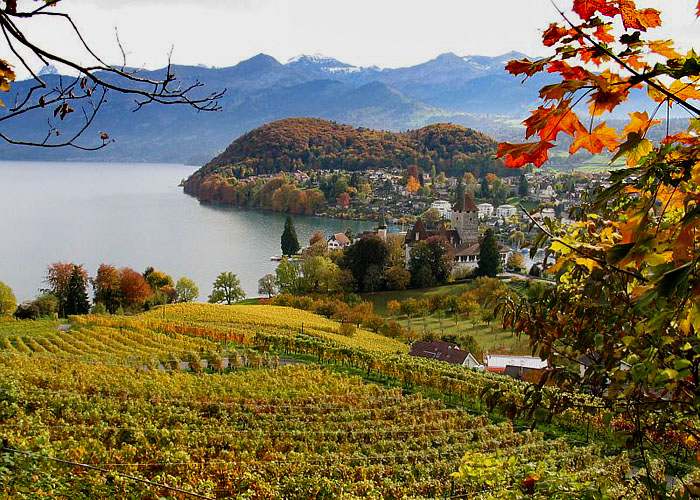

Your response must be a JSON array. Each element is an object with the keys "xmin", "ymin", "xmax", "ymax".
[
  {"xmin": 492, "ymin": 1, "xmax": 700, "ymax": 497},
  {"xmin": 0, "ymin": 0, "xmax": 225, "ymax": 150}
]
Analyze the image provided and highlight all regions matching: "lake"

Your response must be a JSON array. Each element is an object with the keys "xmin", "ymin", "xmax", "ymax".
[{"xmin": 0, "ymin": 161, "xmax": 376, "ymax": 302}]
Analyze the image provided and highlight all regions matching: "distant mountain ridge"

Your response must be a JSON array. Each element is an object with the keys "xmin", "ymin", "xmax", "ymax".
[{"xmin": 0, "ymin": 51, "xmax": 657, "ymax": 164}]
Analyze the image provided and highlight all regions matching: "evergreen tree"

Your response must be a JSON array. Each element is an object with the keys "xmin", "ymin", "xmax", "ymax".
[
  {"xmin": 480, "ymin": 177, "xmax": 490, "ymax": 199},
  {"xmin": 518, "ymin": 174, "xmax": 529, "ymax": 197},
  {"xmin": 281, "ymin": 216, "xmax": 301, "ymax": 256},
  {"xmin": 477, "ymin": 228, "xmax": 500, "ymax": 278},
  {"xmin": 65, "ymin": 266, "xmax": 90, "ymax": 315}
]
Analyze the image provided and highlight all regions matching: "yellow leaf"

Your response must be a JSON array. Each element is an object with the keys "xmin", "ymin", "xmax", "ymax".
[
  {"xmin": 574, "ymin": 257, "xmax": 600, "ymax": 272},
  {"xmin": 670, "ymin": 80, "xmax": 700, "ymax": 102},
  {"xmin": 648, "ymin": 40, "xmax": 681, "ymax": 59}
]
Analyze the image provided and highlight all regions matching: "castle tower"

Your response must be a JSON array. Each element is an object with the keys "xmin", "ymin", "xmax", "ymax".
[
  {"xmin": 376, "ymin": 210, "xmax": 388, "ymax": 241},
  {"xmin": 452, "ymin": 192, "xmax": 479, "ymax": 245}
]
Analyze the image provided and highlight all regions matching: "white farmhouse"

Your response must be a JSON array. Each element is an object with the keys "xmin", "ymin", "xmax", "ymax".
[{"xmin": 327, "ymin": 233, "xmax": 351, "ymax": 251}]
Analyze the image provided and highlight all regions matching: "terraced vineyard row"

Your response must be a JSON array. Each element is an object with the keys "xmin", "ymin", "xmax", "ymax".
[{"xmin": 0, "ymin": 356, "xmax": 634, "ymax": 499}]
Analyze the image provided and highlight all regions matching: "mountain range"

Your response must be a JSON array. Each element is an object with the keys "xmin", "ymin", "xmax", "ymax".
[{"xmin": 0, "ymin": 51, "xmax": 657, "ymax": 164}]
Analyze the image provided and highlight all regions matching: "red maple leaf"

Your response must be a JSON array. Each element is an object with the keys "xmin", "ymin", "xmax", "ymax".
[
  {"xmin": 573, "ymin": 0, "xmax": 619, "ymax": 20},
  {"xmin": 497, "ymin": 141, "xmax": 555, "ymax": 168}
]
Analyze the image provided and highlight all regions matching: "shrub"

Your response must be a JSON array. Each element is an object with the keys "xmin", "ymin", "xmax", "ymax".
[{"xmin": 338, "ymin": 323, "xmax": 356, "ymax": 337}]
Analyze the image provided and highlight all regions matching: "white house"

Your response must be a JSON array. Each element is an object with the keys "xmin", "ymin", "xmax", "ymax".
[
  {"xmin": 532, "ymin": 207, "xmax": 556, "ymax": 222},
  {"xmin": 496, "ymin": 204, "xmax": 518, "ymax": 219},
  {"xmin": 327, "ymin": 232, "xmax": 351, "ymax": 251},
  {"xmin": 477, "ymin": 203, "xmax": 494, "ymax": 219},
  {"xmin": 484, "ymin": 354, "xmax": 548, "ymax": 373},
  {"xmin": 430, "ymin": 200, "xmax": 453, "ymax": 219}
]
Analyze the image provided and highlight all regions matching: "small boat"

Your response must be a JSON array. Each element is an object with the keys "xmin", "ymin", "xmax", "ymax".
[{"xmin": 270, "ymin": 255, "xmax": 284, "ymax": 261}]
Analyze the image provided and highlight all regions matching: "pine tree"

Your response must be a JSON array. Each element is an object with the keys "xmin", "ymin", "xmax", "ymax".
[
  {"xmin": 518, "ymin": 174, "xmax": 529, "ymax": 197},
  {"xmin": 281, "ymin": 216, "xmax": 301, "ymax": 256},
  {"xmin": 478, "ymin": 228, "xmax": 500, "ymax": 278},
  {"xmin": 65, "ymin": 266, "xmax": 90, "ymax": 315}
]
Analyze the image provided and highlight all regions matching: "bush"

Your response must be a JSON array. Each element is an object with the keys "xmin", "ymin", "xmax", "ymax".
[
  {"xmin": 90, "ymin": 302, "xmax": 108, "ymax": 315},
  {"xmin": 337, "ymin": 323, "xmax": 356, "ymax": 337}
]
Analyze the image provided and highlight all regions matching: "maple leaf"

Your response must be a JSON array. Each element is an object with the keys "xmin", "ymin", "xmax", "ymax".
[
  {"xmin": 593, "ymin": 24, "xmax": 615, "ymax": 44},
  {"xmin": 539, "ymin": 80, "xmax": 589, "ymax": 101},
  {"xmin": 610, "ymin": 132, "xmax": 653, "ymax": 166},
  {"xmin": 669, "ymin": 80, "xmax": 700, "ymax": 102},
  {"xmin": 497, "ymin": 141, "xmax": 554, "ymax": 168},
  {"xmin": 573, "ymin": 0, "xmax": 619, "ymax": 20},
  {"xmin": 547, "ymin": 61, "xmax": 590, "ymax": 81},
  {"xmin": 525, "ymin": 104, "xmax": 586, "ymax": 142},
  {"xmin": 618, "ymin": 0, "xmax": 661, "ymax": 31},
  {"xmin": 623, "ymin": 111, "xmax": 661, "ymax": 137},
  {"xmin": 505, "ymin": 58, "xmax": 548, "ymax": 77},
  {"xmin": 570, "ymin": 122, "xmax": 620, "ymax": 154},
  {"xmin": 648, "ymin": 40, "xmax": 681, "ymax": 59},
  {"xmin": 588, "ymin": 88, "xmax": 629, "ymax": 115},
  {"xmin": 542, "ymin": 23, "xmax": 570, "ymax": 47},
  {"xmin": 697, "ymin": 0, "xmax": 700, "ymax": 17}
]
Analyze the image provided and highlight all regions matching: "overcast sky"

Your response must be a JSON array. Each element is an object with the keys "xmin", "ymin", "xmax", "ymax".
[{"xmin": 6, "ymin": 0, "xmax": 700, "ymax": 77}]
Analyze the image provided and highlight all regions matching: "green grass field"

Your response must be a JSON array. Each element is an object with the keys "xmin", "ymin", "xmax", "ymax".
[{"xmin": 362, "ymin": 283, "xmax": 531, "ymax": 355}]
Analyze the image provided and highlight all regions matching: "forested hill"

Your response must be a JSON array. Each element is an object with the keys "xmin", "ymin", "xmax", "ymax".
[{"xmin": 184, "ymin": 118, "xmax": 504, "ymax": 199}]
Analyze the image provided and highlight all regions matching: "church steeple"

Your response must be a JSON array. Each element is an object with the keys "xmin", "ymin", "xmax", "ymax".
[{"xmin": 376, "ymin": 209, "xmax": 388, "ymax": 241}]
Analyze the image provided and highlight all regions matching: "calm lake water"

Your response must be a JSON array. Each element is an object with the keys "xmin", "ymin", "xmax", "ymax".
[{"xmin": 0, "ymin": 161, "xmax": 376, "ymax": 302}]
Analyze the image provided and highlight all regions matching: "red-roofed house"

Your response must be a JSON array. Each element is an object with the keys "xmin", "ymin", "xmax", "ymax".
[{"xmin": 327, "ymin": 232, "xmax": 351, "ymax": 251}]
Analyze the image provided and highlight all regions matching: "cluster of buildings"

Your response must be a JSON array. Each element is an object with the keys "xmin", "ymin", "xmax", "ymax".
[{"xmin": 408, "ymin": 340, "xmax": 548, "ymax": 381}]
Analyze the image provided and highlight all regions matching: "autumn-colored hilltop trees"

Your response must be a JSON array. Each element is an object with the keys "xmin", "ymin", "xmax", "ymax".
[{"xmin": 492, "ymin": 0, "xmax": 700, "ymax": 495}]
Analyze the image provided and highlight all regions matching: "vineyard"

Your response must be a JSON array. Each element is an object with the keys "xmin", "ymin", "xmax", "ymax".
[
  {"xmin": 0, "ymin": 305, "xmax": 695, "ymax": 498},
  {"xmin": 0, "ymin": 355, "xmax": 638, "ymax": 499}
]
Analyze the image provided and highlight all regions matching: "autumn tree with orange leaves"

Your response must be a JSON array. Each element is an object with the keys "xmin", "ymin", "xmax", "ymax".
[{"xmin": 492, "ymin": 0, "xmax": 700, "ymax": 496}]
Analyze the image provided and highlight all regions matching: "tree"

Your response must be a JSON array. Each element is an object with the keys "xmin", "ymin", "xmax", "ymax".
[
  {"xmin": 477, "ymin": 228, "xmax": 499, "ymax": 278},
  {"xmin": 480, "ymin": 177, "xmax": 490, "ymax": 198},
  {"xmin": 406, "ymin": 176, "xmax": 421, "ymax": 195},
  {"xmin": 209, "ymin": 272, "xmax": 245, "ymax": 305},
  {"xmin": 175, "ymin": 277, "xmax": 199, "ymax": 303},
  {"xmin": 92, "ymin": 264, "xmax": 121, "ymax": 313},
  {"xmin": 64, "ymin": 265, "xmax": 90, "ymax": 316},
  {"xmin": 495, "ymin": 2, "xmax": 700, "ymax": 494},
  {"xmin": 408, "ymin": 236, "xmax": 453, "ymax": 288},
  {"xmin": 385, "ymin": 266, "xmax": 411, "ymax": 291},
  {"xmin": 387, "ymin": 299, "xmax": 402, "ymax": 318},
  {"xmin": 518, "ymin": 174, "xmax": 529, "ymax": 197},
  {"xmin": 281, "ymin": 216, "xmax": 301, "ymax": 256},
  {"xmin": 0, "ymin": 1, "xmax": 222, "ymax": 150},
  {"xmin": 337, "ymin": 192, "xmax": 351, "ymax": 207},
  {"xmin": 257, "ymin": 274, "xmax": 277, "ymax": 298},
  {"xmin": 506, "ymin": 252, "xmax": 525, "ymax": 272},
  {"xmin": 119, "ymin": 268, "xmax": 152, "ymax": 310},
  {"xmin": 309, "ymin": 230, "xmax": 325, "ymax": 246},
  {"xmin": 44, "ymin": 262, "xmax": 87, "ymax": 317},
  {"xmin": 275, "ymin": 257, "xmax": 301, "ymax": 295},
  {"xmin": 0, "ymin": 281, "xmax": 16, "ymax": 316},
  {"xmin": 145, "ymin": 269, "xmax": 174, "ymax": 292},
  {"xmin": 341, "ymin": 235, "xmax": 389, "ymax": 291}
]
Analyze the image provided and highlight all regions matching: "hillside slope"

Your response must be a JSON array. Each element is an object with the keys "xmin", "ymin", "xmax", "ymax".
[{"xmin": 183, "ymin": 117, "xmax": 502, "ymax": 204}]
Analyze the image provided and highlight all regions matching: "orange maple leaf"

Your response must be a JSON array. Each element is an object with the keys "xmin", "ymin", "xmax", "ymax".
[
  {"xmin": 623, "ymin": 111, "xmax": 661, "ymax": 138},
  {"xmin": 618, "ymin": 0, "xmax": 661, "ymax": 31},
  {"xmin": 547, "ymin": 61, "xmax": 590, "ymax": 81},
  {"xmin": 570, "ymin": 123, "xmax": 620, "ymax": 154},
  {"xmin": 593, "ymin": 24, "xmax": 615, "ymax": 44},
  {"xmin": 542, "ymin": 23, "xmax": 571, "ymax": 47},
  {"xmin": 524, "ymin": 104, "xmax": 586, "ymax": 142},
  {"xmin": 497, "ymin": 141, "xmax": 554, "ymax": 168},
  {"xmin": 539, "ymin": 80, "xmax": 589, "ymax": 101},
  {"xmin": 505, "ymin": 58, "xmax": 549, "ymax": 78}
]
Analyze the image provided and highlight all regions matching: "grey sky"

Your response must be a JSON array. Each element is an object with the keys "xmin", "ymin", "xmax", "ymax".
[{"xmin": 7, "ymin": 0, "xmax": 700, "ymax": 77}]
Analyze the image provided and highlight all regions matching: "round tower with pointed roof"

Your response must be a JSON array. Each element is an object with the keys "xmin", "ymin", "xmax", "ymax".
[{"xmin": 452, "ymin": 192, "xmax": 479, "ymax": 245}]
